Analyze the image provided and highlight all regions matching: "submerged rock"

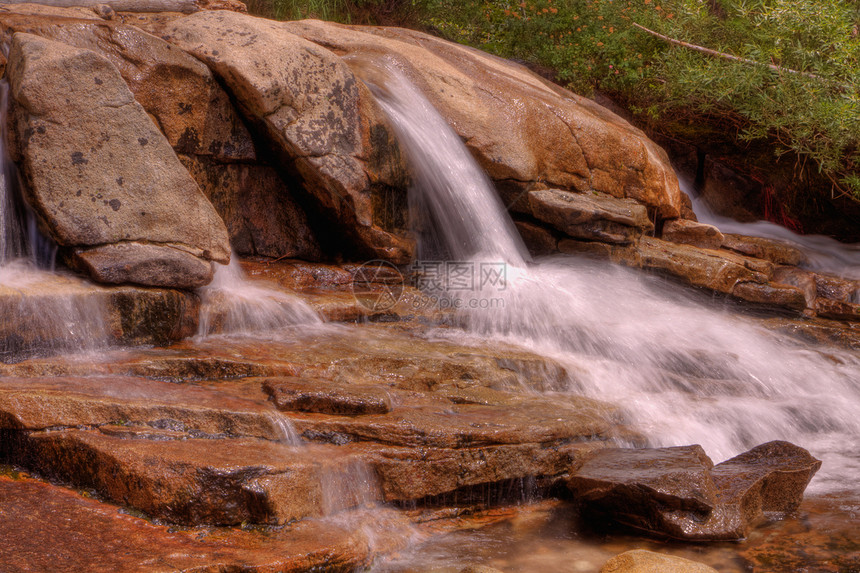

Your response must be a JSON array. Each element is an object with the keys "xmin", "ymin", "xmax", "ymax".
[
  {"xmin": 568, "ymin": 441, "xmax": 820, "ymax": 541},
  {"xmin": 600, "ymin": 550, "xmax": 718, "ymax": 573},
  {"xmin": 5, "ymin": 32, "xmax": 230, "ymax": 286}
]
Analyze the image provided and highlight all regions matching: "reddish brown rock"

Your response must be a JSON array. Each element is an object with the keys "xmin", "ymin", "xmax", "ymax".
[
  {"xmin": 814, "ymin": 298, "xmax": 860, "ymax": 321},
  {"xmin": 515, "ymin": 220, "xmax": 558, "ymax": 256},
  {"xmin": 662, "ymin": 219, "xmax": 724, "ymax": 250},
  {"xmin": 634, "ymin": 237, "xmax": 770, "ymax": 294},
  {"xmin": 732, "ymin": 282, "xmax": 808, "ymax": 312},
  {"xmin": 263, "ymin": 376, "xmax": 392, "ymax": 416},
  {"xmin": 180, "ymin": 155, "xmax": 322, "ymax": 260},
  {"xmin": 0, "ymin": 375, "xmax": 277, "ymax": 438},
  {"xmin": 721, "ymin": 233, "xmax": 807, "ymax": 266},
  {"xmin": 529, "ymin": 189, "xmax": 653, "ymax": 245},
  {"xmin": 568, "ymin": 445, "xmax": 718, "ymax": 521},
  {"xmin": 13, "ymin": 428, "xmax": 374, "ymax": 525},
  {"xmin": 568, "ymin": 442, "xmax": 820, "ymax": 541},
  {"xmin": 710, "ymin": 441, "xmax": 821, "ymax": 519},
  {"xmin": 0, "ymin": 474, "xmax": 409, "ymax": 572},
  {"xmin": 813, "ymin": 273, "xmax": 859, "ymax": 303}
]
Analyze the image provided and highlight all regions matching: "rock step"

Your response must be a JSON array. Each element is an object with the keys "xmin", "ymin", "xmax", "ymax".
[
  {"xmin": 0, "ymin": 272, "xmax": 198, "ymax": 363},
  {"xmin": 0, "ymin": 473, "xmax": 410, "ymax": 572},
  {"xmin": 8, "ymin": 427, "xmax": 378, "ymax": 525}
]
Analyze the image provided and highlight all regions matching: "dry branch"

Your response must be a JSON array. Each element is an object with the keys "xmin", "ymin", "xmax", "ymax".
[{"xmin": 632, "ymin": 22, "xmax": 820, "ymax": 80}]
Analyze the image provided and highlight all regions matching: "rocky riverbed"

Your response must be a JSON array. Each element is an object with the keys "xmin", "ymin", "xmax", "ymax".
[{"xmin": 0, "ymin": 1, "xmax": 858, "ymax": 571}]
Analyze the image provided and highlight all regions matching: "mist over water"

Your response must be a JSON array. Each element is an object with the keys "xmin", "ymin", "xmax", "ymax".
[{"xmin": 367, "ymin": 61, "xmax": 860, "ymax": 494}]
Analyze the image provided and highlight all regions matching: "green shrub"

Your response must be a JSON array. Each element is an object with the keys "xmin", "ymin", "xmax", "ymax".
[{"xmin": 420, "ymin": 0, "xmax": 860, "ymax": 200}]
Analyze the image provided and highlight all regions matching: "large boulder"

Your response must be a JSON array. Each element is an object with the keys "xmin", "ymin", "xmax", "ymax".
[
  {"xmin": 163, "ymin": 11, "xmax": 412, "ymax": 263},
  {"xmin": 5, "ymin": 32, "xmax": 230, "ymax": 286},
  {"xmin": 0, "ymin": 9, "xmax": 319, "ymax": 260},
  {"xmin": 568, "ymin": 441, "xmax": 820, "ymax": 540},
  {"xmin": 279, "ymin": 19, "xmax": 683, "ymax": 219},
  {"xmin": 0, "ymin": 11, "xmax": 255, "ymax": 162}
]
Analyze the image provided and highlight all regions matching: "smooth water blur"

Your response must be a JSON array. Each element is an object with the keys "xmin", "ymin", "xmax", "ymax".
[
  {"xmin": 0, "ymin": 81, "xmax": 26, "ymax": 266},
  {"xmin": 367, "ymin": 64, "xmax": 860, "ymax": 494},
  {"xmin": 355, "ymin": 56, "xmax": 529, "ymax": 266},
  {"xmin": 197, "ymin": 257, "xmax": 322, "ymax": 337},
  {"xmin": 688, "ymin": 179, "xmax": 860, "ymax": 280},
  {"xmin": 1, "ymin": 81, "xmax": 108, "ymax": 361}
]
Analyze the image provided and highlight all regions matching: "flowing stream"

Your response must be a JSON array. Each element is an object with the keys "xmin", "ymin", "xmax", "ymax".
[
  {"xmin": 365, "ymin": 59, "xmax": 860, "ymax": 495},
  {"xmin": 689, "ymin": 180, "xmax": 860, "ymax": 281}
]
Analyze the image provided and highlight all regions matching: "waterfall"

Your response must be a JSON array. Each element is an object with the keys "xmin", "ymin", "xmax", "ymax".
[
  {"xmin": 197, "ymin": 257, "xmax": 322, "ymax": 337},
  {"xmin": 0, "ymin": 81, "xmax": 109, "ymax": 362},
  {"xmin": 0, "ymin": 81, "xmax": 26, "ymax": 266},
  {"xmin": 364, "ymin": 61, "xmax": 860, "ymax": 494}
]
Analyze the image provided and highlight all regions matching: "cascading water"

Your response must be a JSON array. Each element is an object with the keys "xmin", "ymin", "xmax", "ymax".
[
  {"xmin": 364, "ymin": 60, "xmax": 860, "ymax": 494},
  {"xmin": 0, "ymin": 80, "xmax": 27, "ymax": 266},
  {"xmin": 0, "ymin": 80, "xmax": 109, "ymax": 361},
  {"xmin": 688, "ymin": 180, "xmax": 860, "ymax": 281},
  {"xmin": 196, "ymin": 257, "xmax": 322, "ymax": 337}
]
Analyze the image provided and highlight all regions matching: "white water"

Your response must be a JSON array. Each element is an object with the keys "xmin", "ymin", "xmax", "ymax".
[
  {"xmin": 368, "ymin": 62, "xmax": 860, "ymax": 494},
  {"xmin": 197, "ymin": 257, "xmax": 322, "ymax": 337},
  {"xmin": 689, "ymin": 180, "xmax": 860, "ymax": 280},
  {"xmin": 0, "ymin": 81, "xmax": 111, "ymax": 362}
]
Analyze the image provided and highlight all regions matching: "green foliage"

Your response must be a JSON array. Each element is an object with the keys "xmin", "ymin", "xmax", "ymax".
[
  {"xmin": 418, "ymin": 0, "xmax": 860, "ymax": 200},
  {"xmin": 257, "ymin": 0, "xmax": 426, "ymax": 23}
]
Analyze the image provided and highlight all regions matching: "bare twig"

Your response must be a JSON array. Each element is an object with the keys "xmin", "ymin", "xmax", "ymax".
[{"xmin": 632, "ymin": 21, "xmax": 821, "ymax": 80}]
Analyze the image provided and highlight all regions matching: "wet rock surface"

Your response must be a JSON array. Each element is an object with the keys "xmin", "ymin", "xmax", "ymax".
[
  {"xmin": 662, "ymin": 219, "xmax": 724, "ymax": 250},
  {"xmin": 0, "ymin": 325, "xmax": 634, "ymax": 525},
  {"xmin": 0, "ymin": 472, "xmax": 411, "ymax": 572},
  {"xmin": 568, "ymin": 441, "xmax": 821, "ymax": 541},
  {"xmin": 0, "ymin": 271, "xmax": 198, "ymax": 361}
]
